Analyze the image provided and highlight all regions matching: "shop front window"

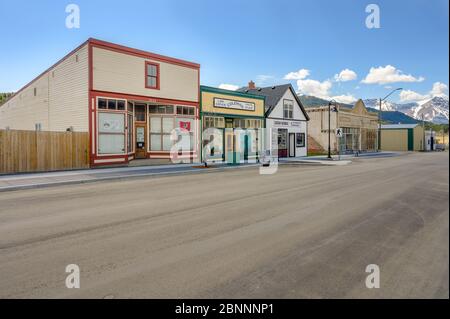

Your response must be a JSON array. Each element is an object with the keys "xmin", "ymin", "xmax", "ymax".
[
  {"xmin": 98, "ymin": 112, "xmax": 125, "ymax": 154},
  {"xmin": 296, "ymin": 133, "xmax": 305, "ymax": 147},
  {"xmin": 176, "ymin": 117, "xmax": 195, "ymax": 151},
  {"xmin": 149, "ymin": 117, "xmax": 174, "ymax": 151},
  {"xmin": 135, "ymin": 104, "xmax": 146, "ymax": 122},
  {"xmin": 127, "ymin": 113, "xmax": 133, "ymax": 153}
]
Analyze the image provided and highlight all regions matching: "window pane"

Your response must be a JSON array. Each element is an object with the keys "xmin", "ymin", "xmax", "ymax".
[
  {"xmin": 108, "ymin": 100, "xmax": 116, "ymax": 110},
  {"xmin": 98, "ymin": 113, "xmax": 125, "ymax": 133},
  {"xmin": 117, "ymin": 100, "xmax": 125, "ymax": 110},
  {"xmin": 127, "ymin": 102, "xmax": 133, "ymax": 112},
  {"xmin": 98, "ymin": 134, "xmax": 125, "ymax": 154},
  {"xmin": 150, "ymin": 117, "xmax": 161, "ymax": 133},
  {"xmin": 162, "ymin": 135, "xmax": 173, "ymax": 151},
  {"xmin": 149, "ymin": 105, "xmax": 158, "ymax": 113},
  {"xmin": 188, "ymin": 107, "xmax": 195, "ymax": 116},
  {"xmin": 162, "ymin": 117, "xmax": 174, "ymax": 133},
  {"xmin": 98, "ymin": 99, "xmax": 107, "ymax": 109},
  {"xmin": 158, "ymin": 105, "xmax": 166, "ymax": 114},
  {"xmin": 151, "ymin": 134, "xmax": 161, "ymax": 150},
  {"xmin": 183, "ymin": 107, "xmax": 189, "ymax": 115},
  {"xmin": 127, "ymin": 114, "xmax": 133, "ymax": 152},
  {"xmin": 177, "ymin": 106, "xmax": 183, "ymax": 114},
  {"xmin": 166, "ymin": 105, "xmax": 174, "ymax": 114},
  {"xmin": 147, "ymin": 76, "xmax": 157, "ymax": 88},
  {"xmin": 218, "ymin": 117, "xmax": 225, "ymax": 128},
  {"xmin": 147, "ymin": 64, "xmax": 157, "ymax": 76},
  {"xmin": 135, "ymin": 104, "xmax": 146, "ymax": 121}
]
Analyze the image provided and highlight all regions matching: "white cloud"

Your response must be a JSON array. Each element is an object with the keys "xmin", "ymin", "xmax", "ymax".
[
  {"xmin": 331, "ymin": 94, "xmax": 357, "ymax": 104},
  {"xmin": 430, "ymin": 82, "xmax": 448, "ymax": 97},
  {"xmin": 399, "ymin": 90, "xmax": 428, "ymax": 102},
  {"xmin": 284, "ymin": 69, "xmax": 310, "ymax": 80},
  {"xmin": 296, "ymin": 79, "xmax": 332, "ymax": 99},
  {"xmin": 361, "ymin": 65, "xmax": 425, "ymax": 85},
  {"xmin": 334, "ymin": 69, "xmax": 357, "ymax": 82},
  {"xmin": 218, "ymin": 83, "xmax": 239, "ymax": 91},
  {"xmin": 399, "ymin": 82, "xmax": 449, "ymax": 103}
]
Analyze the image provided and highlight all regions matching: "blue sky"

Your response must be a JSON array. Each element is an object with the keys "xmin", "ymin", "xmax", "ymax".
[{"xmin": 0, "ymin": 0, "xmax": 448, "ymax": 104}]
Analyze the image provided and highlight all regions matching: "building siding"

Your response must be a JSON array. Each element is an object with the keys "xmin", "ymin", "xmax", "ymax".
[
  {"xmin": 0, "ymin": 43, "xmax": 89, "ymax": 132},
  {"xmin": 92, "ymin": 47, "xmax": 199, "ymax": 103},
  {"xmin": 380, "ymin": 129, "xmax": 409, "ymax": 151}
]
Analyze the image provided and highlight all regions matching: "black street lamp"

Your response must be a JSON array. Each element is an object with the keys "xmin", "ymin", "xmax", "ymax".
[
  {"xmin": 328, "ymin": 99, "xmax": 339, "ymax": 159},
  {"xmin": 378, "ymin": 88, "xmax": 403, "ymax": 151}
]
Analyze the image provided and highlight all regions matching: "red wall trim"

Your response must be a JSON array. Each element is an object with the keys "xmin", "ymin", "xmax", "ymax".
[
  {"xmin": 91, "ymin": 90, "xmax": 199, "ymax": 107},
  {"xmin": 89, "ymin": 38, "xmax": 200, "ymax": 70},
  {"xmin": 144, "ymin": 61, "xmax": 160, "ymax": 90}
]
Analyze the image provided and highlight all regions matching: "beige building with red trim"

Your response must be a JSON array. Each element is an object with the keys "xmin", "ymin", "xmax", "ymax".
[{"xmin": 0, "ymin": 38, "xmax": 200, "ymax": 166}]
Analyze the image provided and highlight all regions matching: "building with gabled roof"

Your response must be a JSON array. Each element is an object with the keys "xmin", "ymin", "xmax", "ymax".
[{"xmin": 238, "ymin": 81, "xmax": 309, "ymax": 157}]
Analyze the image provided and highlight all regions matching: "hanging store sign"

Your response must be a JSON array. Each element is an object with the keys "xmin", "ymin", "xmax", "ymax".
[{"xmin": 213, "ymin": 98, "xmax": 255, "ymax": 111}]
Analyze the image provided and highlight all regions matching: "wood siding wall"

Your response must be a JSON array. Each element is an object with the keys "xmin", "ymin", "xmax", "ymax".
[
  {"xmin": 0, "ymin": 44, "xmax": 89, "ymax": 132},
  {"xmin": 0, "ymin": 130, "xmax": 89, "ymax": 174},
  {"xmin": 92, "ymin": 47, "xmax": 199, "ymax": 103}
]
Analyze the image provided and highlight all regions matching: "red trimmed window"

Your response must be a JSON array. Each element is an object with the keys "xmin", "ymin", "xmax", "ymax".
[{"xmin": 145, "ymin": 61, "xmax": 160, "ymax": 89}]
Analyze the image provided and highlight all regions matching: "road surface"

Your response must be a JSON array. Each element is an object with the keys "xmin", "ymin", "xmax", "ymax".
[{"xmin": 0, "ymin": 152, "xmax": 448, "ymax": 298}]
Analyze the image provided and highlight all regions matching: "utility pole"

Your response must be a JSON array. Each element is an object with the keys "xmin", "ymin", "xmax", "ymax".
[
  {"xmin": 378, "ymin": 88, "xmax": 403, "ymax": 152},
  {"xmin": 378, "ymin": 98, "xmax": 382, "ymax": 152}
]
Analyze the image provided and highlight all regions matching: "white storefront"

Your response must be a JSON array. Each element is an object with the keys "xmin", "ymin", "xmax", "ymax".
[
  {"xmin": 246, "ymin": 84, "xmax": 308, "ymax": 158},
  {"xmin": 266, "ymin": 118, "xmax": 307, "ymax": 157}
]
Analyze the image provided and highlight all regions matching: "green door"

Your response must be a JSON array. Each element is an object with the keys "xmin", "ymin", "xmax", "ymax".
[{"xmin": 407, "ymin": 129, "xmax": 414, "ymax": 151}]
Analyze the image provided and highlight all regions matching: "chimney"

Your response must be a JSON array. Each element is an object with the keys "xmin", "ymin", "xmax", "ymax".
[{"xmin": 248, "ymin": 80, "xmax": 256, "ymax": 89}]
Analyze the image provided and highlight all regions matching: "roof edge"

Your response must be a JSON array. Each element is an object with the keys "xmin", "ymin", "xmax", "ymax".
[{"xmin": 200, "ymin": 85, "xmax": 266, "ymax": 100}]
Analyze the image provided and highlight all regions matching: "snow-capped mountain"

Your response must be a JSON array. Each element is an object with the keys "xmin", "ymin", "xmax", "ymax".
[
  {"xmin": 407, "ymin": 96, "xmax": 449, "ymax": 124},
  {"xmin": 363, "ymin": 99, "xmax": 398, "ymax": 111},
  {"xmin": 363, "ymin": 97, "xmax": 449, "ymax": 124}
]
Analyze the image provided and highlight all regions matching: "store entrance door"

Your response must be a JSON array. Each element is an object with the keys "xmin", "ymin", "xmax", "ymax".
[
  {"xmin": 289, "ymin": 133, "xmax": 296, "ymax": 157},
  {"xmin": 135, "ymin": 124, "xmax": 147, "ymax": 159},
  {"xmin": 278, "ymin": 129, "xmax": 288, "ymax": 158},
  {"xmin": 224, "ymin": 129, "xmax": 235, "ymax": 164}
]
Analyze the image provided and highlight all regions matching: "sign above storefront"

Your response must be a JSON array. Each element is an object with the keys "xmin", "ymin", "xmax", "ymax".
[
  {"xmin": 213, "ymin": 98, "xmax": 255, "ymax": 111},
  {"xmin": 273, "ymin": 120, "xmax": 302, "ymax": 127}
]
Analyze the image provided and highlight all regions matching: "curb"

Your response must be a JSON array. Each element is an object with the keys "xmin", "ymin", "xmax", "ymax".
[{"xmin": 0, "ymin": 160, "xmax": 349, "ymax": 193}]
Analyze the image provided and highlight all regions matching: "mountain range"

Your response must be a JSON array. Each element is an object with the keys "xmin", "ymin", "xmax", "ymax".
[
  {"xmin": 363, "ymin": 96, "xmax": 449, "ymax": 124},
  {"xmin": 299, "ymin": 95, "xmax": 449, "ymax": 124}
]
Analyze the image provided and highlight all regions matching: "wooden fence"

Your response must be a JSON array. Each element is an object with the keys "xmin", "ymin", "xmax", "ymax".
[{"xmin": 0, "ymin": 130, "xmax": 89, "ymax": 174}]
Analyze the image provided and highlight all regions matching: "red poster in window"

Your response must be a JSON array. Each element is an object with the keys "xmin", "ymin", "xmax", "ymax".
[{"xmin": 179, "ymin": 121, "xmax": 191, "ymax": 131}]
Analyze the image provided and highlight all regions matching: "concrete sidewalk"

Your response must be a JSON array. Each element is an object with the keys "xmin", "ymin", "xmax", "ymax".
[
  {"xmin": 0, "ymin": 156, "xmax": 354, "ymax": 192},
  {"xmin": 0, "ymin": 152, "xmax": 402, "ymax": 192},
  {"xmin": 0, "ymin": 163, "xmax": 268, "ymax": 192}
]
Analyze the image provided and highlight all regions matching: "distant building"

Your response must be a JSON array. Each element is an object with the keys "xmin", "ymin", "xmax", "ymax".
[
  {"xmin": 306, "ymin": 99, "xmax": 378, "ymax": 154},
  {"xmin": 380, "ymin": 124, "xmax": 425, "ymax": 151},
  {"xmin": 425, "ymin": 130, "xmax": 436, "ymax": 151}
]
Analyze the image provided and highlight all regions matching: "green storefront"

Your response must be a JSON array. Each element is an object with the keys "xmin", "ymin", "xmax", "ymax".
[{"xmin": 200, "ymin": 86, "xmax": 265, "ymax": 164}]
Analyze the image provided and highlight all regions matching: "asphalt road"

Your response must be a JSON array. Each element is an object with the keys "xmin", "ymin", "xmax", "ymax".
[{"xmin": 0, "ymin": 152, "xmax": 448, "ymax": 298}]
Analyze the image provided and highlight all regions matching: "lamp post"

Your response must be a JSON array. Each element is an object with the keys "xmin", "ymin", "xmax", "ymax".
[
  {"xmin": 328, "ymin": 99, "xmax": 338, "ymax": 159},
  {"xmin": 378, "ymin": 88, "xmax": 403, "ymax": 152}
]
